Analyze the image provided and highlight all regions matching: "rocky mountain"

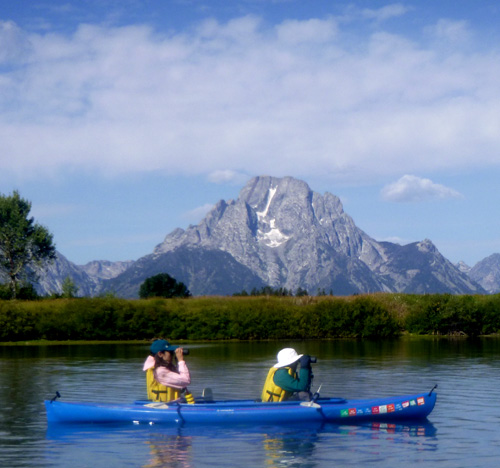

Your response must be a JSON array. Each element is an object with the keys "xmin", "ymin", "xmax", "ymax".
[
  {"xmin": 91, "ymin": 176, "xmax": 484, "ymax": 297},
  {"xmin": 102, "ymin": 246, "xmax": 267, "ymax": 297},
  {"xmin": 374, "ymin": 240, "xmax": 482, "ymax": 294},
  {"xmin": 456, "ymin": 261, "xmax": 472, "ymax": 275},
  {"xmin": 79, "ymin": 260, "xmax": 135, "ymax": 281},
  {"xmin": 468, "ymin": 254, "xmax": 500, "ymax": 294},
  {"xmin": 34, "ymin": 254, "xmax": 133, "ymax": 297},
  {"xmin": 34, "ymin": 252, "xmax": 99, "ymax": 297}
]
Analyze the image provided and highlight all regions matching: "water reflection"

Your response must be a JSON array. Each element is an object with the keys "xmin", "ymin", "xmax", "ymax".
[
  {"xmin": 45, "ymin": 420, "xmax": 436, "ymax": 468},
  {"xmin": 144, "ymin": 433, "xmax": 192, "ymax": 468},
  {"xmin": 262, "ymin": 426, "xmax": 319, "ymax": 468}
]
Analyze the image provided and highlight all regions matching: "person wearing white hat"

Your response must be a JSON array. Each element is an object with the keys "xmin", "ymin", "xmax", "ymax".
[{"xmin": 261, "ymin": 348, "xmax": 313, "ymax": 402}]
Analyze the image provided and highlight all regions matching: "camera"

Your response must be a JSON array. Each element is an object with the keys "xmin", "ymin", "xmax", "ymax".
[
  {"xmin": 182, "ymin": 349, "xmax": 189, "ymax": 355},
  {"xmin": 310, "ymin": 356, "xmax": 317, "ymax": 364}
]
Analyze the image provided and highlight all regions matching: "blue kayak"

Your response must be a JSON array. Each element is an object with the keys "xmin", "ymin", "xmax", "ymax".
[{"xmin": 45, "ymin": 390, "xmax": 436, "ymax": 426}]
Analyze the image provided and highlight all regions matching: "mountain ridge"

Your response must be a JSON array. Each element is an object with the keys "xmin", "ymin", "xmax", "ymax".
[{"xmin": 33, "ymin": 176, "xmax": 491, "ymax": 297}]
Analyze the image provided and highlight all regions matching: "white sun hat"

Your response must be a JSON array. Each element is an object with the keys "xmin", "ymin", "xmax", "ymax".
[{"xmin": 274, "ymin": 348, "xmax": 303, "ymax": 368}]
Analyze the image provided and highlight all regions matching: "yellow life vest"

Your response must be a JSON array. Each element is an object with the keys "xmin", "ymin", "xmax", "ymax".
[
  {"xmin": 261, "ymin": 366, "xmax": 295, "ymax": 402},
  {"xmin": 146, "ymin": 367, "xmax": 182, "ymax": 402}
]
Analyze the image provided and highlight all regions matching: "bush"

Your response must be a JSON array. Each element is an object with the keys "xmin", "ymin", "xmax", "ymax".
[
  {"xmin": 402, "ymin": 294, "xmax": 500, "ymax": 337},
  {"xmin": 5, "ymin": 293, "xmax": 500, "ymax": 342},
  {"xmin": 0, "ymin": 282, "xmax": 40, "ymax": 300},
  {"xmin": 310, "ymin": 297, "xmax": 398, "ymax": 338}
]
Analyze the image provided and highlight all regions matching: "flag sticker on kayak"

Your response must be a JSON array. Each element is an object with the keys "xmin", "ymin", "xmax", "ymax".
[
  {"xmin": 417, "ymin": 397, "xmax": 425, "ymax": 406},
  {"xmin": 340, "ymin": 401, "xmax": 412, "ymax": 417},
  {"xmin": 340, "ymin": 408, "xmax": 359, "ymax": 417}
]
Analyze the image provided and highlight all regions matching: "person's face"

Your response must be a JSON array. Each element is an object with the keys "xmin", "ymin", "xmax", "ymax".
[{"xmin": 159, "ymin": 351, "xmax": 174, "ymax": 363}]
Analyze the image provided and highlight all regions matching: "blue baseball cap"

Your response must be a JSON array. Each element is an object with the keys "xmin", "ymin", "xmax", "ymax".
[{"xmin": 150, "ymin": 339, "xmax": 179, "ymax": 355}]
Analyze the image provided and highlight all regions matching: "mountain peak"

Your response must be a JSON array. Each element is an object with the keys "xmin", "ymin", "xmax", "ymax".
[
  {"xmin": 34, "ymin": 176, "xmax": 487, "ymax": 297},
  {"xmin": 147, "ymin": 176, "xmax": 482, "ymax": 296},
  {"xmin": 469, "ymin": 253, "xmax": 500, "ymax": 293}
]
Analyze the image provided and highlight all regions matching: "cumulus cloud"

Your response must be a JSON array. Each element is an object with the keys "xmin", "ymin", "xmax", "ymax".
[
  {"xmin": 0, "ymin": 10, "xmax": 499, "ymax": 185},
  {"xmin": 426, "ymin": 19, "xmax": 472, "ymax": 44},
  {"xmin": 207, "ymin": 170, "xmax": 248, "ymax": 184},
  {"xmin": 276, "ymin": 18, "xmax": 338, "ymax": 44},
  {"xmin": 0, "ymin": 20, "xmax": 30, "ymax": 63},
  {"xmin": 360, "ymin": 3, "xmax": 410, "ymax": 22},
  {"xmin": 380, "ymin": 175, "xmax": 463, "ymax": 202},
  {"xmin": 182, "ymin": 203, "xmax": 215, "ymax": 222},
  {"xmin": 378, "ymin": 236, "xmax": 408, "ymax": 245}
]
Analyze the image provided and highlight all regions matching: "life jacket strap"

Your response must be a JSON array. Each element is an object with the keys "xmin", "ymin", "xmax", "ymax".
[
  {"xmin": 152, "ymin": 389, "xmax": 168, "ymax": 401},
  {"xmin": 266, "ymin": 390, "xmax": 281, "ymax": 402}
]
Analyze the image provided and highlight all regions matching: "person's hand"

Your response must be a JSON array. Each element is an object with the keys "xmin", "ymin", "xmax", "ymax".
[
  {"xmin": 175, "ymin": 347, "xmax": 185, "ymax": 362},
  {"xmin": 298, "ymin": 354, "xmax": 311, "ymax": 368}
]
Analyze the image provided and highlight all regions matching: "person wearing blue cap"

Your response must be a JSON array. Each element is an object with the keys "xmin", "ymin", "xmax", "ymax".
[{"xmin": 143, "ymin": 339, "xmax": 191, "ymax": 402}]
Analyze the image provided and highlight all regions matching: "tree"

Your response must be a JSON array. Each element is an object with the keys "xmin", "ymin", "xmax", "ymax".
[
  {"xmin": 139, "ymin": 273, "xmax": 191, "ymax": 299},
  {"xmin": 295, "ymin": 287, "xmax": 309, "ymax": 297},
  {"xmin": 61, "ymin": 276, "xmax": 78, "ymax": 298},
  {"xmin": 0, "ymin": 191, "xmax": 56, "ymax": 298}
]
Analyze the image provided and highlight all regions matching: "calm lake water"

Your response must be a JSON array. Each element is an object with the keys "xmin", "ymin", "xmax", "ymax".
[{"xmin": 1, "ymin": 338, "xmax": 500, "ymax": 467}]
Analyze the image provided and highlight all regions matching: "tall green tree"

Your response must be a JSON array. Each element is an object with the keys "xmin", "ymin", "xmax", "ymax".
[
  {"xmin": 61, "ymin": 276, "xmax": 78, "ymax": 298},
  {"xmin": 0, "ymin": 191, "xmax": 56, "ymax": 298},
  {"xmin": 139, "ymin": 273, "xmax": 191, "ymax": 299}
]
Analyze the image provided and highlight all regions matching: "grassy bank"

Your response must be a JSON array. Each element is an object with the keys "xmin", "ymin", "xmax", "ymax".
[{"xmin": 1, "ymin": 293, "xmax": 500, "ymax": 342}]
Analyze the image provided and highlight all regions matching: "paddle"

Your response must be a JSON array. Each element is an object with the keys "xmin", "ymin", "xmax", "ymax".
[
  {"xmin": 300, "ymin": 401, "xmax": 322, "ymax": 409},
  {"xmin": 49, "ymin": 391, "xmax": 61, "ymax": 404},
  {"xmin": 300, "ymin": 384, "xmax": 322, "ymax": 408}
]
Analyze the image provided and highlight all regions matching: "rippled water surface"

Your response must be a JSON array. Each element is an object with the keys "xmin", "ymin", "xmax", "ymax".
[{"xmin": 2, "ymin": 339, "xmax": 500, "ymax": 467}]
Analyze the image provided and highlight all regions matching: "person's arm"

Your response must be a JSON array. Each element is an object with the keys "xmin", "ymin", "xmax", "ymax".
[
  {"xmin": 155, "ymin": 361, "xmax": 191, "ymax": 389},
  {"xmin": 273, "ymin": 366, "xmax": 311, "ymax": 393},
  {"xmin": 155, "ymin": 347, "xmax": 191, "ymax": 388}
]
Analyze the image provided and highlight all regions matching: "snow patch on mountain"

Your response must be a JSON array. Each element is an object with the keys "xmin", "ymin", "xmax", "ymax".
[
  {"xmin": 257, "ymin": 218, "xmax": 290, "ymax": 248},
  {"xmin": 255, "ymin": 186, "xmax": 290, "ymax": 248},
  {"xmin": 256, "ymin": 186, "xmax": 277, "ymax": 220}
]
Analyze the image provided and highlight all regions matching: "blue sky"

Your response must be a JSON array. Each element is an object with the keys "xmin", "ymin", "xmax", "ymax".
[{"xmin": 1, "ymin": 1, "xmax": 500, "ymax": 267}]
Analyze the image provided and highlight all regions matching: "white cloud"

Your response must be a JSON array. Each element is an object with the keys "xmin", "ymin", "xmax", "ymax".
[
  {"xmin": 426, "ymin": 19, "xmax": 472, "ymax": 44},
  {"xmin": 276, "ymin": 18, "xmax": 338, "ymax": 44},
  {"xmin": 360, "ymin": 4, "xmax": 410, "ymax": 22},
  {"xmin": 0, "ymin": 20, "xmax": 29, "ymax": 63},
  {"xmin": 182, "ymin": 203, "xmax": 215, "ymax": 222},
  {"xmin": 0, "ymin": 13, "xmax": 499, "ymax": 185},
  {"xmin": 207, "ymin": 170, "xmax": 248, "ymax": 184},
  {"xmin": 380, "ymin": 175, "xmax": 463, "ymax": 202},
  {"xmin": 378, "ymin": 236, "xmax": 409, "ymax": 245}
]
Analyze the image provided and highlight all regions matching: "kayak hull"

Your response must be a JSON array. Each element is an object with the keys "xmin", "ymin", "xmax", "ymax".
[{"xmin": 45, "ymin": 391, "xmax": 436, "ymax": 426}]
